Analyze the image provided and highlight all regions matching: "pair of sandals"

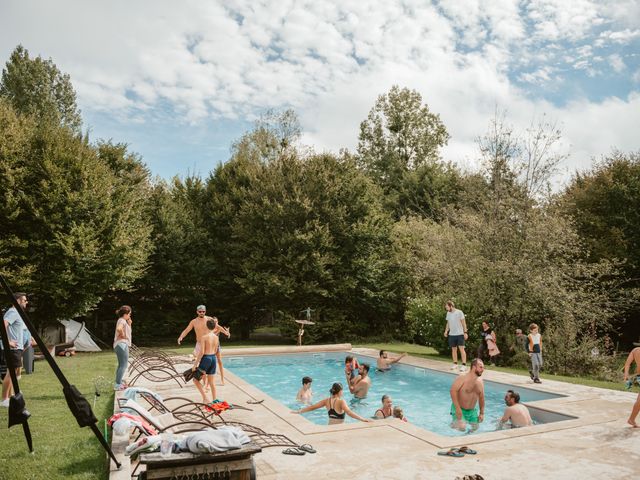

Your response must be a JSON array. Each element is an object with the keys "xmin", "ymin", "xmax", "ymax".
[
  {"xmin": 282, "ymin": 444, "xmax": 316, "ymax": 455},
  {"xmin": 455, "ymin": 475, "xmax": 485, "ymax": 480},
  {"xmin": 437, "ymin": 446, "xmax": 477, "ymax": 457}
]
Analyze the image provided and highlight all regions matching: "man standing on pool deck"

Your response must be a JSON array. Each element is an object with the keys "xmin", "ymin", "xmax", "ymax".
[
  {"xmin": 191, "ymin": 319, "xmax": 220, "ymax": 403},
  {"xmin": 443, "ymin": 300, "xmax": 468, "ymax": 372},
  {"xmin": 623, "ymin": 346, "xmax": 640, "ymax": 427},
  {"xmin": 450, "ymin": 358, "xmax": 485, "ymax": 431},
  {"xmin": 178, "ymin": 305, "xmax": 230, "ymax": 384}
]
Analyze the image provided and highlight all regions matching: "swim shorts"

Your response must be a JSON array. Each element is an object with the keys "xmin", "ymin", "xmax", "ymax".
[
  {"xmin": 197, "ymin": 354, "xmax": 217, "ymax": 375},
  {"xmin": 450, "ymin": 403, "xmax": 479, "ymax": 423}
]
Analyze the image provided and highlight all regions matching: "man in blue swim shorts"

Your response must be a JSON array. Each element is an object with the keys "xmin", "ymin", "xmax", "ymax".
[{"xmin": 192, "ymin": 319, "xmax": 220, "ymax": 403}]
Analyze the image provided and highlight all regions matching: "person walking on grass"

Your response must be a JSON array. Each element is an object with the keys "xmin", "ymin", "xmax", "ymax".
[
  {"xmin": 444, "ymin": 300, "xmax": 468, "ymax": 372},
  {"xmin": 113, "ymin": 305, "xmax": 133, "ymax": 391},
  {"xmin": 191, "ymin": 319, "xmax": 220, "ymax": 404},
  {"xmin": 528, "ymin": 323, "xmax": 543, "ymax": 384},
  {"xmin": 623, "ymin": 346, "xmax": 640, "ymax": 428},
  {"xmin": 291, "ymin": 382, "xmax": 371, "ymax": 425},
  {"xmin": 1, "ymin": 293, "xmax": 29, "ymax": 407}
]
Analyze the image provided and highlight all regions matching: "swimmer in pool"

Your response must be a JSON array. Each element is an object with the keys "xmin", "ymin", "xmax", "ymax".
[
  {"xmin": 291, "ymin": 383, "xmax": 371, "ymax": 425},
  {"xmin": 296, "ymin": 376, "xmax": 313, "ymax": 404}
]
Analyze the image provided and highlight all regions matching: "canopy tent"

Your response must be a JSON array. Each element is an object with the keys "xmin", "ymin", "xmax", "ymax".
[{"xmin": 41, "ymin": 320, "xmax": 101, "ymax": 352}]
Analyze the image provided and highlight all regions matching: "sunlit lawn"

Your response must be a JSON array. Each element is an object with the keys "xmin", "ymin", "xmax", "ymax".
[{"xmin": 0, "ymin": 352, "xmax": 115, "ymax": 480}]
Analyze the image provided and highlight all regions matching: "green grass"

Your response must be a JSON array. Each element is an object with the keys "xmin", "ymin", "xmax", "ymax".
[
  {"xmin": 0, "ymin": 352, "xmax": 116, "ymax": 480},
  {"xmin": 357, "ymin": 341, "xmax": 628, "ymax": 392}
]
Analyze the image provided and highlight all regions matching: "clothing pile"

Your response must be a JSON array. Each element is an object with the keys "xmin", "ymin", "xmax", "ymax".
[
  {"xmin": 204, "ymin": 399, "xmax": 231, "ymax": 414},
  {"xmin": 108, "ymin": 412, "xmax": 157, "ymax": 436},
  {"xmin": 124, "ymin": 427, "xmax": 250, "ymax": 457}
]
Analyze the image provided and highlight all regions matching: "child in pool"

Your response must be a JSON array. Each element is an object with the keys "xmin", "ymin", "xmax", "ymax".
[
  {"xmin": 393, "ymin": 406, "xmax": 408, "ymax": 422},
  {"xmin": 345, "ymin": 355, "xmax": 360, "ymax": 384},
  {"xmin": 296, "ymin": 376, "xmax": 313, "ymax": 404}
]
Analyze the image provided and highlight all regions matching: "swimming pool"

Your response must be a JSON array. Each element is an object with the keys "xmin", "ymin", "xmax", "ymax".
[{"xmin": 226, "ymin": 351, "xmax": 565, "ymax": 437}]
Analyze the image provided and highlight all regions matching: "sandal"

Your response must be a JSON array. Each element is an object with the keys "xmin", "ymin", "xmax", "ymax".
[
  {"xmin": 437, "ymin": 448, "xmax": 464, "ymax": 457},
  {"xmin": 457, "ymin": 446, "xmax": 477, "ymax": 455},
  {"xmin": 282, "ymin": 448, "xmax": 305, "ymax": 456},
  {"xmin": 297, "ymin": 444, "xmax": 316, "ymax": 454}
]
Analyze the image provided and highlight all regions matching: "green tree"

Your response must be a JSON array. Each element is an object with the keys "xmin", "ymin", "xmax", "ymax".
[
  {"xmin": 392, "ymin": 115, "xmax": 624, "ymax": 377},
  {"xmin": 0, "ymin": 99, "xmax": 152, "ymax": 324},
  {"xmin": 560, "ymin": 150, "xmax": 640, "ymax": 345},
  {"xmin": 357, "ymin": 85, "xmax": 452, "ymax": 218},
  {"xmin": 1, "ymin": 45, "xmax": 82, "ymax": 133}
]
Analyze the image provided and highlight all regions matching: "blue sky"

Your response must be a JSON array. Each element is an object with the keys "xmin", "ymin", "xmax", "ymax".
[{"xmin": 1, "ymin": 0, "xmax": 639, "ymax": 183}]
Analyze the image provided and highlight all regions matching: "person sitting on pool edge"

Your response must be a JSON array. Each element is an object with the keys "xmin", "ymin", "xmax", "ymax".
[
  {"xmin": 393, "ymin": 406, "xmax": 408, "ymax": 422},
  {"xmin": 374, "ymin": 394, "xmax": 393, "ymax": 418},
  {"xmin": 498, "ymin": 389, "xmax": 533, "ymax": 428},
  {"xmin": 291, "ymin": 382, "xmax": 371, "ymax": 425},
  {"xmin": 377, "ymin": 350, "xmax": 407, "ymax": 371},
  {"xmin": 296, "ymin": 376, "xmax": 313, "ymax": 404},
  {"xmin": 349, "ymin": 363, "xmax": 372, "ymax": 399}
]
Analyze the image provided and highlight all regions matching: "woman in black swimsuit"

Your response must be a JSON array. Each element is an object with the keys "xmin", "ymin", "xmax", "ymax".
[{"xmin": 292, "ymin": 383, "xmax": 371, "ymax": 424}]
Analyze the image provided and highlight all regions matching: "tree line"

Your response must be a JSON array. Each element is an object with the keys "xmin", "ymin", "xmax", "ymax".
[{"xmin": 1, "ymin": 46, "xmax": 637, "ymax": 378}]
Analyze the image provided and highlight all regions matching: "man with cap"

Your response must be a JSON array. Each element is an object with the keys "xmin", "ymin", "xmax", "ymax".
[{"xmin": 178, "ymin": 305, "xmax": 230, "ymax": 385}]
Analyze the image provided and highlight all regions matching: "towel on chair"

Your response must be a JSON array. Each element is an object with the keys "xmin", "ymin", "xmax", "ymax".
[{"xmin": 184, "ymin": 427, "xmax": 251, "ymax": 454}]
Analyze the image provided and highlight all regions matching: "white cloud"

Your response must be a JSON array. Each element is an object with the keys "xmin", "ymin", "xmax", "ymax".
[{"xmin": 0, "ymin": 0, "xmax": 638, "ymax": 182}]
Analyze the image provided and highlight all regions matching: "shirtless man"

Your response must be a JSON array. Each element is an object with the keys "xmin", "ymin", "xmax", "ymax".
[
  {"xmin": 177, "ymin": 305, "xmax": 230, "ymax": 384},
  {"xmin": 376, "ymin": 350, "xmax": 407, "ymax": 371},
  {"xmin": 499, "ymin": 390, "xmax": 532, "ymax": 428},
  {"xmin": 191, "ymin": 319, "xmax": 220, "ymax": 403},
  {"xmin": 623, "ymin": 346, "xmax": 640, "ymax": 427},
  {"xmin": 349, "ymin": 363, "xmax": 371, "ymax": 399},
  {"xmin": 449, "ymin": 358, "xmax": 485, "ymax": 431}
]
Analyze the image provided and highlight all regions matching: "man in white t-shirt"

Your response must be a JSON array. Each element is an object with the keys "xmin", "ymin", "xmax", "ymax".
[{"xmin": 443, "ymin": 300, "xmax": 468, "ymax": 372}]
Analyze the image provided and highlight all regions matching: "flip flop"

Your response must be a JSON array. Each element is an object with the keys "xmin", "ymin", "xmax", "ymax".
[
  {"xmin": 297, "ymin": 444, "xmax": 316, "ymax": 454},
  {"xmin": 282, "ymin": 448, "xmax": 305, "ymax": 456},
  {"xmin": 437, "ymin": 449, "xmax": 464, "ymax": 457},
  {"xmin": 457, "ymin": 446, "xmax": 477, "ymax": 455},
  {"xmin": 247, "ymin": 399, "xmax": 264, "ymax": 404}
]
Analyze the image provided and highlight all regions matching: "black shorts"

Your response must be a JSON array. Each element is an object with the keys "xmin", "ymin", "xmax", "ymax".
[
  {"xmin": 7, "ymin": 349, "xmax": 23, "ymax": 368},
  {"xmin": 448, "ymin": 335, "xmax": 465, "ymax": 348}
]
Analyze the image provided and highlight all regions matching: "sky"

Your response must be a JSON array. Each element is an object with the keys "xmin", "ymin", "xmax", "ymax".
[{"xmin": 1, "ymin": 0, "xmax": 639, "ymax": 184}]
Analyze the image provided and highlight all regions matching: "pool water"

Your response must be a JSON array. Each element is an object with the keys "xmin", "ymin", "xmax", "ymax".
[{"xmin": 226, "ymin": 352, "xmax": 563, "ymax": 437}]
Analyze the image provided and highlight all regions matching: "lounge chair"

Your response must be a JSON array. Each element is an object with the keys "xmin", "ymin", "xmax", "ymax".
[
  {"xmin": 119, "ymin": 394, "xmax": 262, "ymax": 435},
  {"xmin": 119, "ymin": 399, "xmax": 298, "ymax": 449}
]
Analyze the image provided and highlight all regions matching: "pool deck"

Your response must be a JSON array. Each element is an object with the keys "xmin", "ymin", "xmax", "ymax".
[{"xmin": 110, "ymin": 344, "xmax": 640, "ymax": 480}]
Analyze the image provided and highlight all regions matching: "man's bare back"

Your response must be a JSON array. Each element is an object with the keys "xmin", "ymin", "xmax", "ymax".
[
  {"xmin": 501, "ymin": 403, "xmax": 532, "ymax": 427},
  {"xmin": 625, "ymin": 347, "xmax": 640, "ymax": 377},
  {"xmin": 199, "ymin": 331, "xmax": 219, "ymax": 356}
]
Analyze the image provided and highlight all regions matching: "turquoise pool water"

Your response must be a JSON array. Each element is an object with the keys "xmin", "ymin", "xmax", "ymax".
[{"xmin": 226, "ymin": 352, "xmax": 563, "ymax": 437}]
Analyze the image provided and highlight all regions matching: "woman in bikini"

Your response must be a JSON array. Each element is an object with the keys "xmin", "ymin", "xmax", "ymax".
[{"xmin": 291, "ymin": 383, "xmax": 371, "ymax": 425}]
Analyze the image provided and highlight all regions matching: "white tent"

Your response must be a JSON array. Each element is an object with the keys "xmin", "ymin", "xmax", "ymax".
[{"xmin": 59, "ymin": 320, "xmax": 102, "ymax": 352}]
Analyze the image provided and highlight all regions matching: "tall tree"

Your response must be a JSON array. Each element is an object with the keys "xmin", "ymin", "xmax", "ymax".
[
  {"xmin": 0, "ymin": 99, "xmax": 152, "ymax": 324},
  {"xmin": 1, "ymin": 45, "xmax": 82, "ymax": 133},
  {"xmin": 357, "ymin": 85, "xmax": 453, "ymax": 219}
]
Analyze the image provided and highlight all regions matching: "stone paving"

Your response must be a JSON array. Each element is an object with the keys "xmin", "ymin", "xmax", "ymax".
[{"xmin": 109, "ymin": 344, "xmax": 640, "ymax": 480}]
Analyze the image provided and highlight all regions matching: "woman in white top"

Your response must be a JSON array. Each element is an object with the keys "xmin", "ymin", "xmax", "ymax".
[{"xmin": 113, "ymin": 305, "xmax": 132, "ymax": 390}]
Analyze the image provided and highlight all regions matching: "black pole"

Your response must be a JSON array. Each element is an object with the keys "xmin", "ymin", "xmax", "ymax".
[{"xmin": 0, "ymin": 275, "xmax": 121, "ymax": 468}]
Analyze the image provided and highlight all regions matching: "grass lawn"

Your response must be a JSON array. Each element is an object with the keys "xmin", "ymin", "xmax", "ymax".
[
  {"xmin": 0, "ymin": 352, "xmax": 116, "ymax": 480},
  {"xmin": 358, "ymin": 341, "xmax": 628, "ymax": 392}
]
